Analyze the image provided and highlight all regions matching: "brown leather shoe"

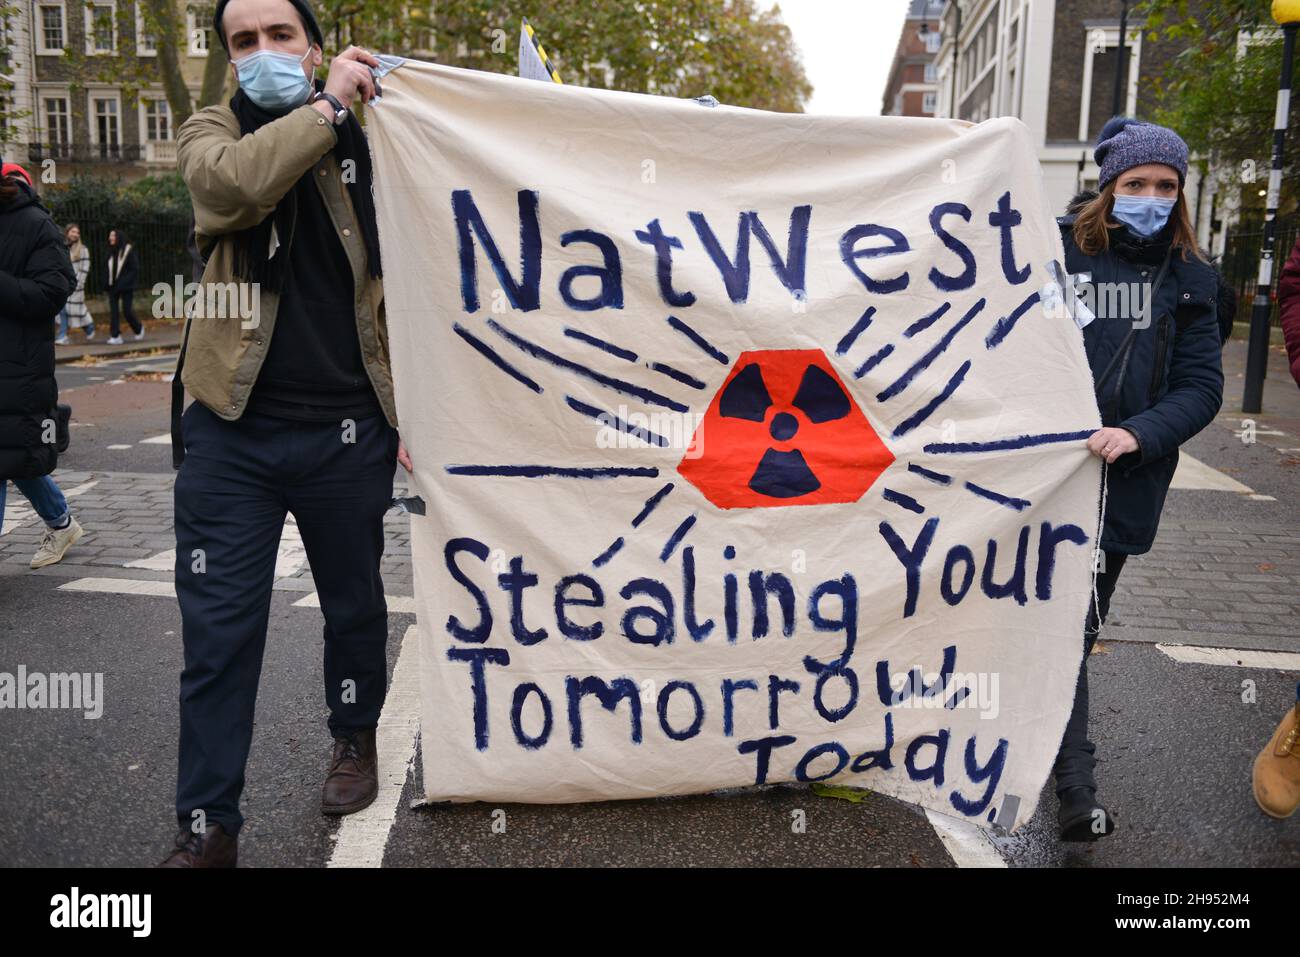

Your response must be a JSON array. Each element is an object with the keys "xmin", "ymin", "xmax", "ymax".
[
  {"xmin": 322, "ymin": 729, "xmax": 378, "ymax": 815},
  {"xmin": 157, "ymin": 823, "xmax": 237, "ymax": 868}
]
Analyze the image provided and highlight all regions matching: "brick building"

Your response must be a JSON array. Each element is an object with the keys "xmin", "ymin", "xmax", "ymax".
[
  {"xmin": 931, "ymin": 0, "xmax": 1225, "ymax": 253},
  {"xmin": 882, "ymin": 0, "xmax": 945, "ymax": 117},
  {"xmin": 1, "ymin": 0, "xmax": 216, "ymax": 173}
]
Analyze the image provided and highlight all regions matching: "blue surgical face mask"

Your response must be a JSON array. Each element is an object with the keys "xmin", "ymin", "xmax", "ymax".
[
  {"xmin": 233, "ymin": 47, "xmax": 315, "ymax": 112},
  {"xmin": 1111, "ymin": 194, "xmax": 1177, "ymax": 238}
]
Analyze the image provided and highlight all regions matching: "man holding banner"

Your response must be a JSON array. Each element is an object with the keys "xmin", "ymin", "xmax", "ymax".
[{"xmin": 160, "ymin": 0, "xmax": 409, "ymax": 867}]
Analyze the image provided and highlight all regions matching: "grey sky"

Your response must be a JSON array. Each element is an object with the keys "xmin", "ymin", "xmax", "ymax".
[{"xmin": 763, "ymin": 0, "xmax": 912, "ymax": 116}]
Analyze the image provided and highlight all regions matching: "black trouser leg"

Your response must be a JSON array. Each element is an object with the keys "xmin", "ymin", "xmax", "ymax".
[
  {"xmin": 121, "ymin": 290, "xmax": 141, "ymax": 334},
  {"xmin": 109, "ymin": 292, "xmax": 121, "ymax": 338},
  {"xmin": 288, "ymin": 414, "xmax": 398, "ymax": 736},
  {"xmin": 173, "ymin": 405, "xmax": 287, "ymax": 836},
  {"xmin": 1053, "ymin": 550, "xmax": 1128, "ymax": 795}
]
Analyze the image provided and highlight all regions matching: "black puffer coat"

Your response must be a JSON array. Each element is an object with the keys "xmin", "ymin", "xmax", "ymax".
[
  {"xmin": 0, "ymin": 179, "xmax": 74, "ymax": 479},
  {"xmin": 1058, "ymin": 211, "xmax": 1223, "ymax": 554}
]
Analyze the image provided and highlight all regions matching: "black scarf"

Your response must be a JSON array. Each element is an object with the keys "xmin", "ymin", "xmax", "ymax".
[{"xmin": 227, "ymin": 82, "xmax": 382, "ymax": 291}]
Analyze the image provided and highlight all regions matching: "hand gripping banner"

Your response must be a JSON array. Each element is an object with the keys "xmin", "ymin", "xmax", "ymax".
[{"xmin": 367, "ymin": 59, "xmax": 1103, "ymax": 830}]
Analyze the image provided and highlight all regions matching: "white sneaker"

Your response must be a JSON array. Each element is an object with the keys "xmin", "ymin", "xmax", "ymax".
[
  {"xmin": 134, "ymin": 329, "xmax": 146, "ymax": 341},
  {"xmin": 106, "ymin": 335, "xmax": 124, "ymax": 345},
  {"xmin": 54, "ymin": 336, "xmax": 71, "ymax": 345},
  {"xmin": 83, "ymin": 325, "xmax": 96, "ymax": 340},
  {"xmin": 31, "ymin": 517, "xmax": 84, "ymax": 569}
]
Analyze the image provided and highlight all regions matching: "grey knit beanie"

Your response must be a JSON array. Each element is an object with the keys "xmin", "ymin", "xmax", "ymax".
[{"xmin": 1095, "ymin": 117, "xmax": 1188, "ymax": 189}]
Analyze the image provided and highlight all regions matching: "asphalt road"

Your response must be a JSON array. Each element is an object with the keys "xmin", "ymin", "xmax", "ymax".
[{"xmin": 1, "ymin": 340, "xmax": 1297, "ymax": 868}]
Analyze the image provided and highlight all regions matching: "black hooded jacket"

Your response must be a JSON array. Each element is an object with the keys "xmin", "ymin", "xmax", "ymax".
[
  {"xmin": 1059, "ymin": 193, "xmax": 1223, "ymax": 554},
  {"xmin": 0, "ymin": 179, "xmax": 75, "ymax": 479}
]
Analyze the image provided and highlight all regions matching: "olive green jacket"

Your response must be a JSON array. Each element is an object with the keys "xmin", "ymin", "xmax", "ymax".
[{"xmin": 174, "ymin": 102, "xmax": 396, "ymax": 428}]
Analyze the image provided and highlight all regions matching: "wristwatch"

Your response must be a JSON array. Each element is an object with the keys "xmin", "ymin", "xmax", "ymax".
[{"xmin": 311, "ymin": 91, "xmax": 348, "ymax": 125}]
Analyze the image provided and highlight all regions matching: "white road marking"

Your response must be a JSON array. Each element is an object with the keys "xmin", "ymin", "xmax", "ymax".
[
  {"xmin": 1247, "ymin": 493, "xmax": 1278, "ymax": 501},
  {"xmin": 1, "ymin": 504, "xmax": 35, "ymax": 536},
  {"xmin": 126, "ymin": 518, "xmax": 305, "ymax": 576},
  {"xmin": 126, "ymin": 548, "xmax": 175, "ymax": 571},
  {"xmin": 63, "ymin": 480, "xmax": 99, "ymax": 498},
  {"xmin": 275, "ymin": 516, "xmax": 307, "ymax": 578},
  {"xmin": 106, "ymin": 444, "xmax": 133, "ymax": 450},
  {"xmin": 1170, "ymin": 452, "xmax": 1253, "ymax": 493},
  {"xmin": 924, "ymin": 809, "xmax": 1007, "ymax": 868},
  {"xmin": 1156, "ymin": 643, "xmax": 1300, "ymax": 672},
  {"xmin": 327, "ymin": 624, "xmax": 422, "ymax": 868},
  {"xmin": 140, "ymin": 433, "xmax": 172, "ymax": 445},
  {"xmin": 294, "ymin": 592, "xmax": 418, "ymax": 615},
  {"xmin": 58, "ymin": 577, "xmax": 176, "ymax": 597}
]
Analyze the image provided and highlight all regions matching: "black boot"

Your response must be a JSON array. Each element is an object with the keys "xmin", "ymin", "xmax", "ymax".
[{"xmin": 1058, "ymin": 786, "xmax": 1116, "ymax": 842}]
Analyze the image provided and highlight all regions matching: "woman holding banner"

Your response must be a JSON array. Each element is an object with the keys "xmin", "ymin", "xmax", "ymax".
[{"xmin": 1054, "ymin": 117, "xmax": 1223, "ymax": 841}]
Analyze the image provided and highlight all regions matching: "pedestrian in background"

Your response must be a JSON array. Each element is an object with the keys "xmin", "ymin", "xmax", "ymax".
[
  {"xmin": 105, "ymin": 227, "xmax": 144, "ymax": 345},
  {"xmin": 55, "ymin": 223, "xmax": 94, "ymax": 344},
  {"xmin": 1279, "ymin": 233, "xmax": 1300, "ymax": 388},
  {"xmin": 1055, "ymin": 117, "xmax": 1223, "ymax": 841},
  {"xmin": 0, "ymin": 157, "xmax": 86, "ymax": 567}
]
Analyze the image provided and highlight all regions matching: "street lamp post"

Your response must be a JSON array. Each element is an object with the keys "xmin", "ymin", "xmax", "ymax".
[
  {"xmin": 1111, "ymin": 0, "xmax": 1130, "ymax": 118},
  {"xmin": 1243, "ymin": 0, "xmax": 1300, "ymax": 413}
]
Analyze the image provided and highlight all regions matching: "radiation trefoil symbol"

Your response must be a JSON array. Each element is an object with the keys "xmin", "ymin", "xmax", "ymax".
[{"xmin": 678, "ymin": 349, "xmax": 894, "ymax": 509}]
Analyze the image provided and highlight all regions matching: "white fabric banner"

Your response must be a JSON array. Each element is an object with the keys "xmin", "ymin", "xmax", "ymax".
[{"xmin": 368, "ymin": 60, "xmax": 1102, "ymax": 831}]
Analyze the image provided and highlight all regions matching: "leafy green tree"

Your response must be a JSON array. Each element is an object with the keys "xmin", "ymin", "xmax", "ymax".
[
  {"xmin": 0, "ymin": 0, "xmax": 30, "ymax": 146},
  {"xmin": 1140, "ymin": 0, "xmax": 1298, "ymax": 218},
  {"xmin": 318, "ymin": 0, "xmax": 811, "ymax": 112}
]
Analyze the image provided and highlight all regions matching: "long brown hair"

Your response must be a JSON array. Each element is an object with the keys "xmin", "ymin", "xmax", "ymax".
[
  {"xmin": 64, "ymin": 222, "xmax": 86, "ymax": 261},
  {"xmin": 1073, "ymin": 180, "xmax": 1205, "ymax": 262}
]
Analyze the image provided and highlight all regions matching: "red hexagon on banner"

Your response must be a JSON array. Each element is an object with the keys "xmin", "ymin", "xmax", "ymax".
[{"xmin": 678, "ymin": 349, "xmax": 894, "ymax": 509}]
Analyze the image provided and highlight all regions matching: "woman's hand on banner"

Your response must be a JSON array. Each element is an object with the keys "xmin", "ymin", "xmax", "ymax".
[
  {"xmin": 1087, "ymin": 427, "xmax": 1139, "ymax": 463},
  {"xmin": 397, "ymin": 436, "xmax": 413, "ymax": 473}
]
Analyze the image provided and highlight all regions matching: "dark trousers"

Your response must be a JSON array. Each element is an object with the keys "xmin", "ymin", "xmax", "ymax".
[
  {"xmin": 172, "ymin": 402, "xmax": 398, "ymax": 835},
  {"xmin": 1053, "ymin": 550, "xmax": 1129, "ymax": 795},
  {"xmin": 108, "ymin": 289, "xmax": 141, "ymax": 337}
]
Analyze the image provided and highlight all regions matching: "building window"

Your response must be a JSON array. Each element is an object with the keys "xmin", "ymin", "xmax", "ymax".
[
  {"xmin": 924, "ymin": 62, "xmax": 937, "ymax": 83},
  {"xmin": 43, "ymin": 96, "xmax": 71, "ymax": 155},
  {"xmin": 923, "ymin": 92, "xmax": 938, "ymax": 114},
  {"xmin": 136, "ymin": 8, "xmax": 158, "ymax": 55},
  {"xmin": 187, "ymin": 3, "xmax": 215, "ymax": 55},
  {"xmin": 37, "ymin": 4, "xmax": 66, "ymax": 53},
  {"xmin": 91, "ymin": 94, "xmax": 121, "ymax": 157},
  {"xmin": 142, "ymin": 96, "xmax": 171, "ymax": 141},
  {"xmin": 85, "ymin": 2, "xmax": 117, "ymax": 55},
  {"xmin": 924, "ymin": 30, "xmax": 941, "ymax": 54}
]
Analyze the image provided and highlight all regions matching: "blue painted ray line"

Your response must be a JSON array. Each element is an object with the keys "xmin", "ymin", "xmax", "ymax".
[
  {"xmin": 632, "ymin": 483, "xmax": 675, "ymax": 527},
  {"xmin": 488, "ymin": 319, "xmax": 690, "ymax": 413},
  {"xmin": 446, "ymin": 465, "xmax": 660, "ymax": 478},
  {"xmin": 452, "ymin": 323, "xmax": 542, "ymax": 393},
  {"xmin": 666, "ymin": 315, "xmax": 729, "ymax": 365},
  {"xmin": 877, "ymin": 297, "xmax": 985, "ymax": 401},
  {"xmin": 565, "ymin": 396, "xmax": 671, "ymax": 447},
  {"xmin": 659, "ymin": 514, "xmax": 698, "ymax": 562},
  {"xmin": 923, "ymin": 430, "xmax": 1093, "ymax": 454},
  {"xmin": 853, "ymin": 343, "xmax": 894, "ymax": 379},
  {"xmin": 648, "ymin": 361, "xmax": 707, "ymax": 390},
  {"xmin": 836, "ymin": 305, "xmax": 877, "ymax": 355},
  {"xmin": 908, "ymin": 462, "xmax": 952, "ymax": 484},
  {"xmin": 964, "ymin": 480, "xmax": 1031, "ymax": 511},
  {"xmin": 985, "ymin": 291, "xmax": 1042, "ymax": 349},
  {"xmin": 563, "ymin": 327, "xmax": 639, "ymax": 362},
  {"xmin": 592, "ymin": 536, "xmax": 625, "ymax": 568},
  {"xmin": 891, "ymin": 360, "xmax": 971, "ymax": 439},
  {"xmin": 903, "ymin": 301, "xmax": 951, "ymax": 338},
  {"xmin": 882, "ymin": 488, "xmax": 925, "ymax": 514}
]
